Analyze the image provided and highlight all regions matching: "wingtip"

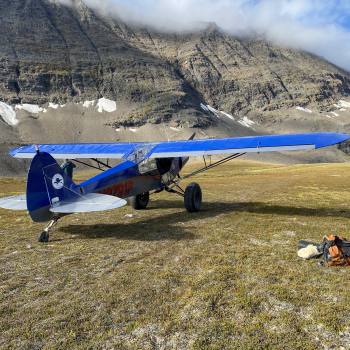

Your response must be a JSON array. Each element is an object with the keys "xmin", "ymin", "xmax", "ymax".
[
  {"xmin": 9, "ymin": 148, "xmax": 19, "ymax": 158},
  {"xmin": 332, "ymin": 133, "xmax": 350, "ymax": 146},
  {"xmin": 314, "ymin": 132, "xmax": 350, "ymax": 149}
]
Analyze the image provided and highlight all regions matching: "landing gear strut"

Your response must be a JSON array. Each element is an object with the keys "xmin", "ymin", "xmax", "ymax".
[
  {"xmin": 38, "ymin": 218, "xmax": 59, "ymax": 243},
  {"xmin": 164, "ymin": 154, "xmax": 246, "ymax": 212}
]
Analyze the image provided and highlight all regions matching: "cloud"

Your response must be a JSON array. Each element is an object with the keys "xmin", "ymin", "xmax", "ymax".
[{"xmin": 63, "ymin": 0, "xmax": 350, "ymax": 71}]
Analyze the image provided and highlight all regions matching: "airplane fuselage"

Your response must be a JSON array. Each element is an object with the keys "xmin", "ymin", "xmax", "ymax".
[{"xmin": 78, "ymin": 156, "xmax": 188, "ymax": 200}]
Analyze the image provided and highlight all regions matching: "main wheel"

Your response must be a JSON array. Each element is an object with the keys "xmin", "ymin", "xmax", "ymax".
[
  {"xmin": 38, "ymin": 231, "xmax": 49, "ymax": 243},
  {"xmin": 130, "ymin": 192, "xmax": 150, "ymax": 210},
  {"xmin": 184, "ymin": 182, "xmax": 202, "ymax": 212}
]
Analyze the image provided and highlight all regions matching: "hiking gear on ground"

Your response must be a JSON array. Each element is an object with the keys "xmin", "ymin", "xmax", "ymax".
[{"xmin": 320, "ymin": 235, "xmax": 350, "ymax": 267}]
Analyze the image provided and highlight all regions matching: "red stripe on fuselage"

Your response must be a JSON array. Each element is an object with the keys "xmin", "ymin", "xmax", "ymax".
[{"xmin": 100, "ymin": 179, "xmax": 134, "ymax": 198}]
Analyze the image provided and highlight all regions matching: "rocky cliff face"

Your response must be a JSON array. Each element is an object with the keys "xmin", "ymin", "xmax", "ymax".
[
  {"xmin": 1, "ymin": 0, "xmax": 350, "ymax": 126},
  {"xmin": 0, "ymin": 0, "xmax": 350, "ymax": 174}
]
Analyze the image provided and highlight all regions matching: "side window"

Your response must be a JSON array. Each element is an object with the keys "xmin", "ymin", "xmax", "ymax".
[{"xmin": 138, "ymin": 159, "xmax": 158, "ymax": 174}]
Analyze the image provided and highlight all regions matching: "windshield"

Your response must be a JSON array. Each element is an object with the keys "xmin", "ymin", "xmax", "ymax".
[{"xmin": 125, "ymin": 144, "xmax": 155, "ymax": 164}]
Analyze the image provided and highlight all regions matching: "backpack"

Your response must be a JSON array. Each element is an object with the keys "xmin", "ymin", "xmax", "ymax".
[{"xmin": 321, "ymin": 235, "xmax": 350, "ymax": 266}]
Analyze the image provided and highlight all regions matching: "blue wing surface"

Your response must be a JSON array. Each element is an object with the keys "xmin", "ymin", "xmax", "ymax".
[
  {"xmin": 10, "ymin": 142, "xmax": 142, "ymax": 159},
  {"xmin": 9, "ymin": 133, "xmax": 350, "ymax": 160},
  {"xmin": 149, "ymin": 133, "xmax": 350, "ymax": 158}
]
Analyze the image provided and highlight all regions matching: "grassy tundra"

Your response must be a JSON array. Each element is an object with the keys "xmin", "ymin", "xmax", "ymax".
[{"xmin": 0, "ymin": 160, "xmax": 350, "ymax": 349}]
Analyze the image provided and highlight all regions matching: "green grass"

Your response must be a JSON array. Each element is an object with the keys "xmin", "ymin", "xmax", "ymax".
[{"xmin": 1, "ymin": 160, "xmax": 350, "ymax": 349}]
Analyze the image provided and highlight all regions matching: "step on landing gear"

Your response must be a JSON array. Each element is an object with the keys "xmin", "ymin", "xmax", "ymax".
[{"xmin": 38, "ymin": 218, "xmax": 59, "ymax": 243}]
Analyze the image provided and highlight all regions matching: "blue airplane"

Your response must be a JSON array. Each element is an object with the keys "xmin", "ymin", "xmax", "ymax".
[{"xmin": 0, "ymin": 132, "xmax": 348, "ymax": 242}]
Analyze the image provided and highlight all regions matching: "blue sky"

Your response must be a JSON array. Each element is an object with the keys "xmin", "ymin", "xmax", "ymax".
[
  {"xmin": 293, "ymin": 1, "xmax": 350, "ymax": 29},
  {"xmin": 69, "ymin": 0, "xmax": 350, "ymax": 70}
]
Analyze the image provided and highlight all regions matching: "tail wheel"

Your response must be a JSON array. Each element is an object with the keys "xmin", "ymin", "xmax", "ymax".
[
  {"xmin": 184, "ymin": 182, "xmax": 202, "ymax": 212},
  {"xmin": 130, "ymin": 192, "xmax": 150, "ymax": 210},
  {"xmin": 38, "ymin": 231, "xmax": 49, "ymax": 243}
]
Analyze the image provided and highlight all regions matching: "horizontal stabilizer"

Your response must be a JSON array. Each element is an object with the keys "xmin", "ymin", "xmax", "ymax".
[
  {"xmin": 0, "ymin": 195, "xmax": 27, "ymax": 211},
  {"xmin": 49, "ymin": 193, "xmax": 127, "ymax": 214}
]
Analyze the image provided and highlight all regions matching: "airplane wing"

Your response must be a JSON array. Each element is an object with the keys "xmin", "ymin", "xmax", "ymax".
[
  {"xmin": 10, "ymin": 142, "xmax": 141, "ymax": 159},
  {"xmin": 9, "ymin": 133, "xmax": 350, "ymax": 160},
  {"xmin": 149, "ymin": 133, "xmax": 350, "ymax": 158}
]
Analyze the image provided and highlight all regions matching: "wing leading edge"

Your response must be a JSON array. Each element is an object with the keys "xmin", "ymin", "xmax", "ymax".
[{"xmin": 9, "ymin": 133, "xmax": 350, "ymax": 160}]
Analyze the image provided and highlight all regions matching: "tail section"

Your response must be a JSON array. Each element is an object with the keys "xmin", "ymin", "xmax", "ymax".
[
  {"xmin": 26, "ymin": 151, "xmax": 127, "ymax": 222},
  {"xmin": 26, "ymin": 152, "xmax": 76, "ymax": 222}
]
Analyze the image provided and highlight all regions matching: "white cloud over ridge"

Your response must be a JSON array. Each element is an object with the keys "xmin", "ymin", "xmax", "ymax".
[{"xmin": 64, "ymin": 0, "xmax": 350, "ymax": 71}]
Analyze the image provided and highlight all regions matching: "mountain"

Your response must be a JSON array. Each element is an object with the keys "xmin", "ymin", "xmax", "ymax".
[{"xmin": 0, "ymin": 0, "xmax": 350, "ymax": 174}]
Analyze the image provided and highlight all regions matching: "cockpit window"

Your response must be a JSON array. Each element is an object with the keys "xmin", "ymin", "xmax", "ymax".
[{"xmin": 138, "ymin": 158, "xmax": 159, "ymax": 174}]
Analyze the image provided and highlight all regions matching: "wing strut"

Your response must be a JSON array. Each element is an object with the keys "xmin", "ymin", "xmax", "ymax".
[
  {"xmin": 165, "ymin": 153, "xmax": 246, "ymax": 194},
  {"xmin": 181, "ymin": 153, "xmax": 246, "ymax": 180},
  {"xmin": 72, "ymin": 158, "xmax": 112, "ymax": 172}
]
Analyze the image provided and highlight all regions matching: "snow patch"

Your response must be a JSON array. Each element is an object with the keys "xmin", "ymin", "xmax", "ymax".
[
  {"xmin": 83, "ymin": 100, "xmax": 95, "ymax": 108},
  {"xmin": 97, "ymin": 98, "xmax": 117, "ymax": 113},
  {"xmin": 296, "ymin": 106, "xmax": 312, "ymax": 114},
  {"xmin": 238, "ymin": 116, "xmax": 255, "ymax": 128},
  {"xmin": 0, "ymin": 102, "xmax": 18, "ymax": 126},
  {"xmin": 325, "ymin": 115, "xmax": 333, "ymax": 119},
  {"xmin": 48, "ymin": 103, "xmax": 59, "ymax": 109},
  {"xmin": 220, "ymin": 111, "xmax": 235, "ymax": 121},
  {"xmin": 115, "ymin": 128, "xmax": 121, "ymax": 132},
  {"xmin": 16, "ymin": 104, "xmax": 44, "ymax": 114},
  {"xmin": 200, "ymin": 103, "xmax": 209, "ymax": 112},
  {"xmin": 129, "ymin": 128, "xmax": 138, "ymax": 133},
  {"xmin": 170, "ymin": 127, "xmax": 180, "ymax": 131},
  {"xmin": 201, "ymin": 104, "xmax": 235, "ymax": 122},
  {"xmin": 206, "ymin": 105, "xmax": 219, "ymax": 114},
  {"xmin": 335, "ymin": 100, "xmax": 350, "ymax": 109},
  {"xmin": 330, "ymin": 111, "xmax": 339, "ymax": 117}
]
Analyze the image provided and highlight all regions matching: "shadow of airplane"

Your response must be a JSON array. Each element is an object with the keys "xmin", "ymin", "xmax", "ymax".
[
  {"xmin": 234, "ymin": 202, "xmax": 350, "ymax": 219},
  {"xmin": 153, "ymin": 200, "xmax": 350, "ymax": 219},
  {"xmin": 59, "ymin": 200, "xmax": 350, "ymax": 241},
  {"xmin": 59, "ymin": 201, "xmax": 240, "ymax": 241}
]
